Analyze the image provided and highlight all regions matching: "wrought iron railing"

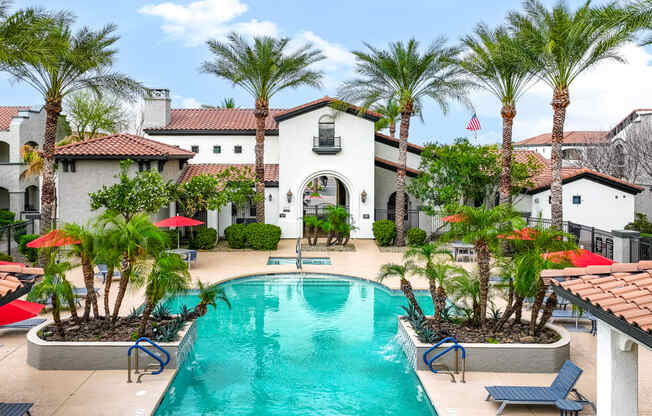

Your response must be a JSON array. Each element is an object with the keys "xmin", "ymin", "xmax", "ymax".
[{"xmin": 312, "ymin": 136, "xmax": 342, "ymax": 154}]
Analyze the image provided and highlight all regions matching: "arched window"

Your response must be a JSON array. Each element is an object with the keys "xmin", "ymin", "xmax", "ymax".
[
  {"xmin": 24, "ymin": 185, "xmax": 38, "ymax": 212},
  {"xmin": 387, "ymin": 192, "xmax": 409, "ymax": 221},
  {"xmin": 614, "ymin": 142, "xmax": 625, "ymax": 178},
  {"xmin": 561, "ymin": 148, "xmax": 582, "ymax": 160},
  {"xmin": 0, "ymin": 141, "xmax": 9, "ymax": 163},
  {"xmin": 318, "ymin": 115, "xmax": 335, "ymax": 147}
]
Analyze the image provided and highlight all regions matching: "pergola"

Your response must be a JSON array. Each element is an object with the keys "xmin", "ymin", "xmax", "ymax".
[{"xmin": 545, "ymin": 262, "xmax": 652, "ymax": 416}]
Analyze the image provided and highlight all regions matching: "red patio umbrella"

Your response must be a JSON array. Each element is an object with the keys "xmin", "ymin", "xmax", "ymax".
[
  {"xmin": 544, "ymin": 249, "xmax": 615, "ymax": 267},
  {"xmin": 26, "ymin": 229, "xmax": 80, "ymax": 248},
  {"xmin": 498, "ymin": 227, "xmax": 538, "ymax": 241},
  {"xmin": 154, "ymin": 216, "xmax": 205, "ymax": 249},
  {"xmin": 442, "ymin": 213, "xmax": 466, "ymax": 223},
  {"xmin": 0, "ymin": 299, "xmax": 44, "ymax": 326},
  {"xmin": 0, "ymin": 261, "xmax": 25, "ymax": 267}
]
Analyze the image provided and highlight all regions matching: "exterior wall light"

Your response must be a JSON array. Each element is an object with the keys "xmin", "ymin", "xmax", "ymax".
[
  {"xmin": 361, "ymin": 190, "xmax": 367, "ymax": 204},
  {"xmin": 287, "ymin": 189, "xmax": 293, "ymax": 203},
  {"xmin": 268, "ymin": 193, "xmax": 272, "ymax": 202}
]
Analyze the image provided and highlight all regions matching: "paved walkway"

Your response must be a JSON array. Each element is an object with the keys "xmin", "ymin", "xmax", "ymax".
[{"xmin": 0, "ymin": 239, "xmax": 650, "ymax": 415}]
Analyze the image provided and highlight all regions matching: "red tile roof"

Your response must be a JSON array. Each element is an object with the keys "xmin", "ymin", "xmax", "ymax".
[
  {"xmin": 514, "ymin": 131, "xmax": 607, "ymax": 147},
  {"xmin": 178, "ymin": 163, "xmax": 279, "ymax": 185},
  {"xmin": 274, "ymin": 96, "xmax": 383, "ymax": 122},
  {"xmin": 0, "ymin": 106, "xmax": 29, "ymax": 131},
  {"xmin": 148, "ymin": 108, "xmax": 285, "ymax": 133},
  {"xmin": 0, "ymin": 264, "xmax": 43, "ymax": 298},
  {"xmin": 55, "ymin": 133, "xmax": 195, "ymax": 160},
  {"xmin": 550, "ymin": 261, "xmax": 652, "ymax": 334}
]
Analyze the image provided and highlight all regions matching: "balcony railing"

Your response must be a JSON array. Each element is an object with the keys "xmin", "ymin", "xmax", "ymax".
[{"xmin": 312, "ymin": 136, "xmax": 341, "ymax": 154}]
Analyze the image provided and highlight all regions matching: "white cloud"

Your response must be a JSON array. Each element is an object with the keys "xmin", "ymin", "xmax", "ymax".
[
  {"xmin": 471, "ymin": 42, "xmax": 652, "ymax": 141},
  {"xmin": 172, "ymin": 95, "xmax": 202, "ymax": 108},
  {"xmin": 139, "ymin": 0, "xmax": 278, "ymax": 46},
  {"xmin": 294, "ymin": 31, "xmax": 355, "ymax": 72}
]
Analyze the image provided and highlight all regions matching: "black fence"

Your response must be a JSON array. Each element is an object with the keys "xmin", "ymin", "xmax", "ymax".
[
  {"xmin": 523, "ymin": 216, "xmax": 614, "ymax": 259},
  {"xmin": 0, "ymin": 219, "xmax": 36, "ymax": 259}
]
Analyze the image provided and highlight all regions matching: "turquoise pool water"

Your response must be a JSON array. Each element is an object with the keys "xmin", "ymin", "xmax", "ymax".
[{"xmin": 156, "ymin": 274, "xmax": 436, "ymax": 416}]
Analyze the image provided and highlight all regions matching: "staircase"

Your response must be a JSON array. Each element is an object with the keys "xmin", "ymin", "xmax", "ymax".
[
  {"xmin": 422, "ymin": 337, "xmax": 466, "ymax": 383},
  {"xmin": 127, "ymin": 337, "xmax": 170, "ymax": 383}
]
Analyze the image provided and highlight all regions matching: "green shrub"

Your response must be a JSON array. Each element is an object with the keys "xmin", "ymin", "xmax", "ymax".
[
  {"xmin": 19, "ymin": 234, "xmax": 39, "ymax": 263},
  {"xmin": 12, "ymin": 222, "xmax": 28, "ymax": 243},
  {"xmin": 246, "ymin": 223, "xmax": 282, "ymax": 250},
  {"xmin": 407, "ymin": 228, "xmax": 427, "ymax": 246},
  {"xmin": 224, "ymin": 224, "xmax": 247, "ymax": 248},
  {"xmin": 191, "ymin": 228, "xmax": 217, "ymax": 250},
  {"xmin": 373, "ymin": 220, "xmax": 396, "ymax": 246},
  {"xmin": 0, "ymin": 210, "xmax": 14, "ymax": 226},
  {"xmin": 0, "ymin": 252, "xmax": 13, "ymax": 262},
  {"xmin": 625, "ymin": 213, "xmax": 652, "ymax": 234},
  {"xmin": 164, "ymin": 230, "xmax": 179, "ymax": 248}
]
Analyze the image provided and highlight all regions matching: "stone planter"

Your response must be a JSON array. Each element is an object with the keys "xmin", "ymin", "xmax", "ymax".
[
  {"xmin": 26, "ymin": 319, "xmax": 197, "ymax": 370},
  {"xmin": 398, "ymin": 317, "xmax": 570, "ymax": 373}
]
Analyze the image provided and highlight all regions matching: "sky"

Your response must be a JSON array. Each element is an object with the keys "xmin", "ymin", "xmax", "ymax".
[{"xmin": 3, "ymin": 0, "xmax": 652, "ymax": 146}]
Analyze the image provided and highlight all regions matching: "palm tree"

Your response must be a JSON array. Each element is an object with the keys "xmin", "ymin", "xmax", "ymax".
[
  {"xmin": 99, "ymin": 212, "xmax": 166, "ymax": 322},
  {"xmin": 63, "ymin": 223, "xmax": 99, "ymax": 320},
  {"xmin": 194, "ymin": 280, "xmax": 230, "ymax": 317},
  {"xmin": 94, "ymin": 229, "xmax": 122, "ymax": 319},
  {"xmin": 404, "ymin": 242, "xmax": 460, "ymax": 323},
  {"xmin": 461, "ymin": 24, "xmax": 536, "ymax": 206},
  {"xmin": 509, "ymin": 0, "xmax": 632, "ymax": 228},
  {"xmin": 137, "ymin": 252, "xmax": 190, "ymax": 336},
  {"xmin": 0, "ymin": 17, "xmax": 144, "ymax": 234},
  {"xmin": 340, "ymin": 38, "xmax": 471, "ymax": 246},
  {"xmin": 0, "ymin": 2, "xmax": 60, "ymax": 65},
  {"xmin": 445, "ymin": 204, "xmax": 523, "ymax": 328},
  {"xmin": 448, "ymin": 268, "xmax": 481, "ymax": 327},
  {"xmin": 374, "ymin": 97, "xmax": 401, "ymax": 138},
  {"xmin": 377, "ymin": 261, "xmax": 424, "ymax": 318},
  {"xmin": 27, "ymin": 249, "xmax": 74, "ymax": 336},
  {"xmin": 201, "ymin": 32, "xmax": 325, "ymax": 223}
]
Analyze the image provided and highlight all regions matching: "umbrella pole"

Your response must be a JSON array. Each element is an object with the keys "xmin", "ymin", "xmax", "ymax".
[{"xmin": 177, "ymin": 228, "xmax": 180, "ymax": 249}]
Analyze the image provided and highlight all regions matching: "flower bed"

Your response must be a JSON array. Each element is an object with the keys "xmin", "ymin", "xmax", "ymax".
[{"xmin": 398, "ymin": 317, "xmax": 570, "ymax": 373}]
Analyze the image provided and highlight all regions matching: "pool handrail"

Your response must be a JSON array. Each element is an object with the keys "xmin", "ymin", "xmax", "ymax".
[
  {"xmin": 127, "ymin": 337, "xmax": 170, "ymax": 383},
  {"xmin": 423, "ymin": 336, "xmax": 466, "ymax": 383}
]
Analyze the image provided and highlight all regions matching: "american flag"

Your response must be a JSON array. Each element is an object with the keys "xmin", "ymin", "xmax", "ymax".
[{"xmin": 466, "ymin": 113, "xmax": 481, "ymax": 131}]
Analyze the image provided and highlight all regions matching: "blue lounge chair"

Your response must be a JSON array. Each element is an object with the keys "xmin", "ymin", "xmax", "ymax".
[
  {"xmin": 0, "ymin": 402, "xmax": 33, "ymax": 416},
  {"xmin": 0, "ymin": 318, "xmax": 46, "ymax": 330},
  {"xmin": 485, "ymin": 360, "xmax": 595, "ymax": 415}
]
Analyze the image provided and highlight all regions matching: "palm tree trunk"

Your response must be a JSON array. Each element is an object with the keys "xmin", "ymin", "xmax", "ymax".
[
  {"xmin": 496, "ymin": 295, "xmax": 522, "ymax": 331},
  {"xmin": 389, "ymin": 121, "xmax": 396, "ymax": 138},
  {"xmin": 535, "ymin": 291, "xmax": 557, "ymax": 335},
  {"xmin": 40, "ymin": 97, "xmax": 62, "ymax": 235},
  {"xmin": 103, "ymin": 267, "xmax": 114, "ymax": 319},
  {"xmin": 428, "ymin": 278, "xmax": 437, "ymax": 319},
  {"xmin": 514, "ymin": 295, "xmax": 523, "ymax": 324},
  {"xmin": 550, "ymin": 88, "xmax": 570, "ymax": 229},
  {"xmin": 394, "ymin": 108, "xmax": 412, "ymax": 246},
  {"xmin": 193, "ymin": 302, "xmax": 207, "ymax": 317},
  {"xmin": 435, "ymin": 286, "xmax": 446, "ymax": 325},
  {"xmin": 475, "ymin": 240, "xmax": 490, "ymax": 328},
  {"xmin": 112, "ymin": 255, "xmax": 131, "ymax": 322},
  {"xmin": 65, "ymin": 291, "xmax": 79, "ymax": 323},
  {"xmin": 254, "ymin": 100, "xmax": 269, "ymax": 224},
  {"xmin": 138, "ymin": 301, "xmax": 154, "ymax": 337},
  {"xmin": 499, "ymin": 104, "xmax": 516, "ymax": 206},
  {"xmin": 400, "ymin": 277, "xmax": 424, "ymax": 317},
  {"xmin": 81, "ymin": 254, "xmax": 98, "ymax": 320},
  {"xmin": 312, "ymin": 226, "xmax": 319, "ymax": 246},
  {"xmin": 52, "ymin": 294, "xmax": 64, "ymax": 337},
  {"xmin": 529, "ymin": 284, "xmax": 547, "ymax": 336}
]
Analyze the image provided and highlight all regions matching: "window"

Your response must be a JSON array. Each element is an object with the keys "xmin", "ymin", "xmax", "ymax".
[
  {"xmin": 213, "ymin": 145, "xmax": 221, "ymax": 154},
  {"xmin": 249, "ymin": 201, "xmax": 256, "ymax": 217},
  {"xmin": 562, "ymin": 148, "xmax": 582, "ymax": 160},
  {"xmin": 318, "ymin": 115, "xmax": 335, "ymax": 147},
  {"xmin": 138, "ymin": 161, "xmax": 151, "ymax": 172},
  {"xmin": 62, "ymin": 160, "xmax": 69, "ymax": 172},
  {"xmin": 158, "ymin": 160, "xmax": 165, "ymax": 172},
  {"xmin": 179, "ymin": 160, "xmax": 186, "ymax": 170},
  {"xmin": 548, "ymin": 196, "xmax": 551, "ymax": 204},
  {"xmin": 70, "ymin": 160, "xmax": 76, "ymax": 173},
  {"xmin": 572, "ymin": 195, "xmax": 581, "ymax": 205},
  {"xmin": 234, "ymin": 145, "xmax": 242, "ymax": 154},
  {"xmin": 191, "ymin": 145, "xmax": 199, "ymax": 153}
]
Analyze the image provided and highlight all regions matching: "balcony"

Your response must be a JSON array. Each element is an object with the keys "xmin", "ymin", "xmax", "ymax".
[{"xmin": 312, "ymin": 136, "xmax": 341, "ymax": 154}]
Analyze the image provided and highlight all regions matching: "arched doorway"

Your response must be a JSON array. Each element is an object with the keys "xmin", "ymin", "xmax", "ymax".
[
  {"xmin": 0, "ymin": 187, "xmax": 9, "ymax": 211},
  {"xmin": 387, "ymin": 191, "xmax": 409, "ymax": 221},
  {"xmin": 24, "ymin": 185, "xmax": 39, "ymax": 212},
  {"xmin": 299, "ymin": 171, "xmax": 353, "ymax": 238},
  {"xmin": 0, "ymin": 141, "xmax": 9, "ymax": 163}
]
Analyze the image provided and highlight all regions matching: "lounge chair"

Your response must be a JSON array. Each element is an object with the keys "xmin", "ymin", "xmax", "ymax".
[
  {"xmin": 0, "ymin": 402, "xmax": 33, "ymax": 416},
  {"xmin": 0, "ymin": 318, "xmax": 46, "ymax": 330},
  {"xmin": 485, "ymin": 360, "xmax": 595, "ymax": 415}
]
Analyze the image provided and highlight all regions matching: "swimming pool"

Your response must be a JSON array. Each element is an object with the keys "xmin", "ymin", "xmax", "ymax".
[
  {"xmin": 156, "ymin": 274, "xmax": 436, "ymax": 416},
  {"xmin": 267, "ymin": 256, "xmax": 331, "ymax": 265}
]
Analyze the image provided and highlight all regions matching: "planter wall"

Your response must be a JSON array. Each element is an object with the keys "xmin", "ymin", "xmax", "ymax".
[
  {"xmin": 398, "ymin": 318, "xmax": 570, "ymax": 373},
  {"xmin": 27, "ymin": 319, "xmax": 197, "ymax": 371}
]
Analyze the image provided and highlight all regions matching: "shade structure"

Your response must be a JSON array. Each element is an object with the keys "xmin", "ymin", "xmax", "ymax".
[
  {"xmin": 26, "ymin": 229, "xmax": 80, "ymax": 248},
  {"xmin": 154, "ymin": 215, "xmax": 205, "ymax": 249},
  {"xmin": 154, "ymin": 215, "xmax": 204, "ymax": 228},
  {"xmin": 442, "ymin": 213, "xmax": 466, "ymax": 223},
  {"xmin": 0, "ymin": 299, "xmax": 44, "ymax": 326},
  {"xmin": 498, "ymin": 227, "xmax": 538, "ymax": 241},
  {"xmin": 544, "ymin": 248, "xmax": 615, "ymax": 267}
]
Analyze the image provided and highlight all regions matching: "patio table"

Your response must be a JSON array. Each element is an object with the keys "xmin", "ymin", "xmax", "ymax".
[
  {"xmin": 165, "ymin": 248, "xmax": 197, "ymax": 267},
  {"xmin": 449, "ymin": 242, "xmax": 475, "ymax": 262}
]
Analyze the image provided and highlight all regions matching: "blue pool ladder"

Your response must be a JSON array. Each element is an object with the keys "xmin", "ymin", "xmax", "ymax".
[
  {"xmin": 422, "ymin": 337, "xmax": 466, "ymax": 383},
  {"xmin": 127, "ymin": 337, "xmax": 170, "ymax": 383}
]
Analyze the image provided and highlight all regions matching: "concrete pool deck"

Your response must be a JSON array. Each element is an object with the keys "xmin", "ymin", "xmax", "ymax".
[{"xmin": 1, "ymin": 238, "xmax": 651, "ymax": 415}]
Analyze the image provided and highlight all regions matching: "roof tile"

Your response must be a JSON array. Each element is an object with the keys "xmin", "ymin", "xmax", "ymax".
[
  {"xmin": 0, "ymin": 106, "xmax": 29, "ymax": 130},
  {"xmin": 178, "ymin": 163, "xmax": 279, "ymax": 185},
  {"xmin": 514, "ymin": 131, "xmax": 607, "ymax": 146},
  {"xmin": 55, "ymin": 133, "xmax": 195, "ymax": 160}
]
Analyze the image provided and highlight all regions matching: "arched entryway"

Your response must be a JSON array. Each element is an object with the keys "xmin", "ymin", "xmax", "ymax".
[
  {"xmin": 24, "ymin": 185, "xmax": 39, "ymax": 212},
  {"xmin": 299, "ymin": 171, "xmax": 353, "ymax": 238},
  {"xmin": 0, "ymin": 141, "xmax": 9, "ymax": 163},
  {"xmin": 386, "ymin": 191, "xmax": 409, "ymax": 222},
  {"xmin": 0, "ymin": 187, "xmax": 9, "ymax": 211}
]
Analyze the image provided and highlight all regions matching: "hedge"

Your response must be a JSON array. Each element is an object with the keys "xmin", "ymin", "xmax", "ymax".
[
  {"xmin": 373, "ymin": 220, "xmax": 396, "ymax": 246},
  {"xmin": 224, "ymin": 224, "xmax": 247, "ymax": 248},
  {"xmin": 407, "ymin": 228, "xmax": 427, "ymax": 246},
  {"xmin": 0, "ymin": 252, "xmax": 13, "ymax": 262},
  {"xmin": 191, "ymin": 228, "xmax": 217, "ymax": 250},
  {"xmin": 246, "ymin": 223, "xmax": 282, "ymax": 250},
  {"xmin": 0, "ymin": 210, "xmax": 14, "ymax": 227},
  {"xmin": 19, "ymin": 234, "xmax": 39, "ymax": 263}
]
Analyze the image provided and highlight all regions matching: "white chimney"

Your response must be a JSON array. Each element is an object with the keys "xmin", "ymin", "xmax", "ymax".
[{"xmin": 143, "ymin": 88, "xmax": 171, "ymax": 129}]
